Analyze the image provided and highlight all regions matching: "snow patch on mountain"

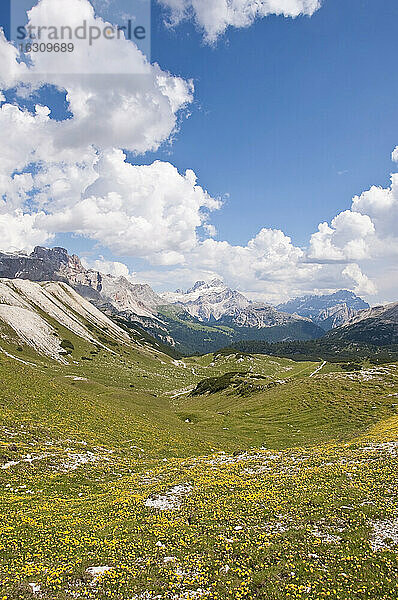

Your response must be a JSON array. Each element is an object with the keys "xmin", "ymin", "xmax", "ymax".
[{"xmin": 162, "ymin": 279, "xmax": 251, "ymax": 322}]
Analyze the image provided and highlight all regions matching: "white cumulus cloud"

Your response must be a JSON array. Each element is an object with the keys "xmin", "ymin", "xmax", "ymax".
[
  {"xmin": 35, "ymin": 150, "xmax": 222, "ymax": 265},
  {"xmin": 159, "ymin": 0, "xmax": 321, "ymax": 42},
  {"xmin": 1, "ymin": 0, "xmax": 397, "ymax": 305},
  {"xmin": 0, "ymin": 0, "xmax": 193, "ymax": 155},
  {"xmin": 342, "ymin": 264, "xmax": 377, "ymax": 297},
  {"xmin": 81, "ymin": 257, "xmax": 131, "ymax": 279},
  {"xmin": 308, "ymin": 211, "xmax": 376, "ymax": 262},
  {"xmin": 0, "ymin": 211, "xmax": 53, "ymax": 253}
]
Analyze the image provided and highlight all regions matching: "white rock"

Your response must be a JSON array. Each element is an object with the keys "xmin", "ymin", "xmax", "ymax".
[
  {"xmin": 86, "ymin": 565, "xmax": 113, "ymax": 578},
  {"xmin": 29, "ymin": 583, "xmax": 41, "ymax": 594}
]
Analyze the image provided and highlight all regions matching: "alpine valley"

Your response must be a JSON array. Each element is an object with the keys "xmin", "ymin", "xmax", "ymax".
[
  {"xmin": 0, "ymin": 247, "xmax": 371, "ymax": 355},
  {"xmin": 2, "ymin": 3, "xmax": 398, "ymax": 598},
  {"xmin": 1, "ymin": 249, "xmax": 398, "ymax": 600}
]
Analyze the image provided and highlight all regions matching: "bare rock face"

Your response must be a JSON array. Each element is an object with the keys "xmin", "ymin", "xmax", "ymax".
[
  {"xmin": 326, "ymin": 302, "xmax": 398, "ymax": 346},
  {"xmin": 4, "ymin": 248, "xmax": 367, "ymax": 352},
  {"xmin": 161, "ymin": 279, "xmax": 312, "ymax": 328},
  {"xmin": 0, "ymin": 278, "xmax": 130, "ymax": 362},
  {"xmin": 0, "ymin": 247, "xmax": 64, "ymax": 281},
  {"xmin": 220, "ymin": 305, "xmax": 310, "ymax": 329},
  {"xmin": 99, "ymin": 276, "xmax": 164, "ymax": 319},
  {"xmin": 0, "ymin": 247, "xmax": 161, "ymax": 319},
  {"xmin": 277, "ymin": 291, "xmax": 370, "ymax": 330},
  {"xmin": 0, "ymin": 247, "xmax": 102, "ymax": 295},
  {"xmin": 316, "ymin": 304, "xmax": 358, "ymax": 330},
  {"xmin": 342, "ymin": 302, "xmax": 398, "ymax": 327},
  {"xmin": 0, "ymin": 249, "xmax": 365, "ymax": 333},
  {"xmin": 162, "ymin": 278, "xmax": 251, "ymax": 322}
]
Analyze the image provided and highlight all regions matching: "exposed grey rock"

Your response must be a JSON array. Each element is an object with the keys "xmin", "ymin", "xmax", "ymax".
[
  {"xmin": 342, "ymin": 302, "xmax": 398, "ymax": 327},
  {"xmin": 162, "ymin": 279, "xmax": 313, "ymax": 329},
  {"xmin": 326, "ymin": 302, "xmax": 398, "ymax": 345},
  {"xmin": 0, "ymin": 248, "xmax": 334, "ymax": 352},
  {"xmin": 0, "ymin": 246, "xmax": 163, "ymax": 319},
  {"xmin": 0, "ymin": 278, "xmax": 130, "ymax": 361},
  {"xmin": 277, "ymin": 291, "xmax": 369, "ymax": 330},
  {"xmin": 162, "ymin": 279, "xmax": 251, "ymax": 322},
  {"xmin": 0, "ymin": 246, "xmax": 102, "ymax": 298}
]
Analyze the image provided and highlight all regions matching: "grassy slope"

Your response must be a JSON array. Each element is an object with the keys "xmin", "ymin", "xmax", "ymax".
[
  {"xmin": 0, "ymin": 337, "xmax": 398, "ymax": 599},
  {"xmin": 177, "ymin": 366, "xmax": 398, "ymax": 449}
]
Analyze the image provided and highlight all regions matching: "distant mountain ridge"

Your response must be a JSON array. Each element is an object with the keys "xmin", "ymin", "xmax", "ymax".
[
  {"xmin": 160, "ymin": 278, "xmax": 326, "ymax": 352},
  {"xmin": 0, "ymin": 246, "xmax": 163, "ymax": 318},
  {"xmin": 277, "ymin": 290, "xmax": 370, "ymax": 331},
  {"xmin": 162, "ymin": 278, "xmax": 318, "ymax": 329},
  {"xmin": 328, "ymin": 301, "xmax": 398, "ymax": 345},
  {"xmin": 162, "ymin": 279, "xmax": 251, "ymax": 322},
  {"xmin": 231, "ymin": 301, "xmax": 398, "ymax": 364},
  {"xmin": 0, "ymin": 247, "xmax": 375, "ymax": 354}
]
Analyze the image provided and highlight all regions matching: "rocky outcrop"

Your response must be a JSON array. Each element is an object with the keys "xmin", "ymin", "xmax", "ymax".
[
  {"xmin": 277, "ymin": 290, "xmax": 369, "ymax": 330},
  {"xmin": 100, "ymin": 276, "xmax": 164, "ymax": 319},
  {"xmin": 0, "ymin": 278, "xmax": 130, "ymax": 362},
  {"xmin": 0, "ymin": 247, "xmax": 103, "ymax": 299},
  {"xmin": 0, "ymin": 246, "xmax": 164, "ymax": 318},
  {"xmin": 162, "ymin": 278, "xmax": 316, "ymax": 329},
  {"xmin": 220, "ymin": 304, "xmax": 310, "ymax": 329},
  {"xmin": 0, "ymin": 248, "xmax": 337, "ymax": 353},
  {"xmin": 326, "ymin": 302, "xmax": 398, "ymax": 345},
  {"xmin": 162, "ymin": 279, "xmax": 251, "ymax": 322}
]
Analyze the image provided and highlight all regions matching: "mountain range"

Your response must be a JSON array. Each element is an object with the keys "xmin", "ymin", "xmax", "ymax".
[
  {"xmin": 162, "ymin": 279, "xmax": 251, "ymax": 322},
  {"xmin": 161, "ymin": 279, "xmax": 322, "ymax": 329},
  {"xmin": 0, "ymin": 278, "xmax": 131, "ymax": 363},
  {"xmin": 233, "ymin": 300, "xmax": 398, "ymax": 364},
  {"xmin": 277, "ymin": 290, "xmax": 370, "ymax": 330},
  {"xmin": 328, "ymin": 301, "xmax": 398, "ymax": 345},
  {"xmin": 2, "ymin": 269, "xmax": 397, "ymax": 600},
  {"xmin": 0, "ymin": 246, "xmax": 375, "ymax": 354}
]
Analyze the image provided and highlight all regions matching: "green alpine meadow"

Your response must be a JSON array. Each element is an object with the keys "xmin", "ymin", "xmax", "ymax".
[
  {"xmin": 1, "ymin": 0, "xmax": 398, "ymax": 598},
  {"xmin": 0, "ymin": 279, "xmax": 397, "ymax": 599}
]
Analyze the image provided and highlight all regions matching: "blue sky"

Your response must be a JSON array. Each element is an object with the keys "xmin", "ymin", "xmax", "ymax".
[
  {"xmin": 145, "ymin": 0, "xmax": 398, "ymax": 246},
  {"xmin": 1, "ymin": 0, "xmax": 398, "ymax": 302}
]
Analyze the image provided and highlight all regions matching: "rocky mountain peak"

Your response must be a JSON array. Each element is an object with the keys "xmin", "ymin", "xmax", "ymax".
[
  {"xmin": 0, "ymin": 247, "xmax": 158, "ymax": 319},
  {"xmin": 186, "ymin": 279, "xmax": 225, "ymax": 294},
  {"xmin": 209, "ymin": 278, "xmax": 224, "ymax": 287},
  {"xmin": 187, "ymin": 280, "xmax": 207, "ymax": 293},
  {"xmin": 0, "ymin": 245, "xmax": 384, "ymax": 353},
  {"xmin": 326, "ymin": 301, "xmax": 398, "ymax": 346},
  {"xmin": 32, "ymin": 246, "xmax": 68, "ymax": 259},
  {"xmin": 28, "ymin": 246, "xmax": 88, "ymax": 278}
]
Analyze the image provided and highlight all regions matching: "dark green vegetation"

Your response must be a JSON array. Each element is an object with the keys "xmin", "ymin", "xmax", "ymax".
[
  {"xmin": 110, "ymin": 313, "xmax": 183, "ymax": 359},
  {"xmin": 326, "ymin": 311, "xmax": 398, "ymax": 345},
  {"xmin": 0, "ymin": 248, "xmax": 327, "ymax": 356},
  {"xmin": 1, "ymin": 314, "xmax": 398, "ymax": 599},
  {"xmin": 229, "ymin": 302, "xmax": 398, "ymax": 365},
  {"xmin": 229, "ymin": 339, "xmax": 398, "ymax": 365},
  {"xmin": 156, "ymin": 305, "xmax": 324, "ymax": 355}
]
